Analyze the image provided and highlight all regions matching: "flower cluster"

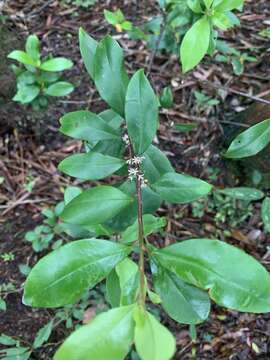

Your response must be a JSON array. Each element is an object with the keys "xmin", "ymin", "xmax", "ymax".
[{"xmin": 126, "ymin": 156, "xmax": 147, "ymax": 187}]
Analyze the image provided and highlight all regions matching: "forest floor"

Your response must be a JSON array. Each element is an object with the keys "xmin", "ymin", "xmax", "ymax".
[{"xmin": 1, "ymin": 0, "xmax": 270, "ymax": 359}]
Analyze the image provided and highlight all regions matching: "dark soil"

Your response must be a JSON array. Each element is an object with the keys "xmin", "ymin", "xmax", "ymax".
[{"xmin": 1, "ymin": 0, "xmax": 270, "ymax": 359}]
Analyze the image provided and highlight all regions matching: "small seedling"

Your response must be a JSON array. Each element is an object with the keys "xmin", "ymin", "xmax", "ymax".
[{"xmin": 8, "ymin": 35, "xmax": 74, "ymax": 110}]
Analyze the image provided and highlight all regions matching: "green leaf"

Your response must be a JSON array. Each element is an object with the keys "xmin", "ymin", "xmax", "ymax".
[
  {"xmin": 152, "ymin": 263, "xmax": 210, "ymax": 324},
  {"xmin": 126, "ymin": 70, "xmax": 159, "ymax": 154},
  {"xmin": 105, "ymin": 181, "xmax": 162, "ymax": 232},
  {"xmin": 262, "ymin": 197, "xmax": 270, "ymax": 234},
  {"xmin": 33, "ymin": 321, "xmax": 53, "ymax": 348},
  {"xmin": 59, "ymin": 152, "xmax": 125, "ymax": 180},
  {"xmin": 90, "ymin": 110, "xmax": 125, "ymax": 158},
  {"xmin": 214, "ymin": 0, "xmax": 244, "ymax": 12},
  {"xmin": 154, "ymin": 239, "xmax": 270, "ymax": 313},
  {"xmin": 64, "ymin": 186, "xmax": 82, "ymax": 205},
  {"xmin": 134, "ymin": 307, "xmax": 176, "ymax": 360},
  {"xmin": 104, "ymin": 9, "xmax": 125, "ymax": 25},
  {"xmin": 0, "ymin": 298, "xmax": 6, "ymax": 311},
  {"xmin": 217, "ymin": 187, "xmax": 264, "ymax": 201},
  {"xmin": 94, "ymin": 36, "xmax": 129, "ymax": 115},
  {"xmin": 187, "ymin": 0, "xmax": 203, "ymax": 13},
  {"xmin": 204, "ymin": 0, "xmax": 214, "ymax": 8},
  {"xmin": 180, "ymin": 16, "xmax": 211, "ymax": 73},
  {"xmin": 60, "ymin": 111, "xmax": 120, "ymax": 143},
  {"xmin": 8, "ymin": 50, "xmax": 37, "ymax": 66},
  {"xmin": 116, "ymin": 258, "xmax": 139, "ymax": 305},
  {"xmin": 45, "ymin": 81, "xmax": 74, "ymax": 97},
  {"xmin": 55, "ymin": 306, "xmax": 135, "ymax": 360},
  {"xmin": 224, "ymin": 118, "xmax": 270, "ymax": 159},
  {"xmin": 13, "ymin": 85, "xmax": 40, "ymax": 104},
  {"xmin": 141, "ymin": 145, "xmax": 174, "ymax": 184},
  {"xmin": 0, "ymin": 334, "xmax": 17, "ymax": 345},
  {"xmin": 79, "ymin": 27, "xmax": 98, "ymax": 79},
  {"xmin": 160, "ymin": 87, "xmax": 174, "ymax": 109},
  {"xmin": 231, "ymin": 56, "xmax": 244, "ymax": 75},
  {"xmin": 25, "ymin": 35, "xmax": 40, "ymax": 62},
  {"xmin": 122, "ymin": 215, "xmax": 167, "ymax": 244},
  {"xmin": 40, "ymin": 58, "xmax": 73, "ymax": 72},
  {"xmin": 174, "ymin": 123, "xmax": 198, "ymax": 132},
  {"xmin": 152, "ymin": 172, "xmax": 212, "ymax": 204},
  {"xmin": 106, "ymin": 269, "xmax": 121, "ymax": 307},
  {"xmin": 60, "ymin": 186, "xmax": 133, "ymax": 226},
  {"xmin": 212, "ymin": 12, "xmax": 232, "ymax": 29},
  {"xmin": 23, "ymin": 239, "xmax": 130, "ymax": 307}
]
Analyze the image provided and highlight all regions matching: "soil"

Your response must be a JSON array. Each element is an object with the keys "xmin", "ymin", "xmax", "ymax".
[{"xmin": 0, "ymin": 0, "xmax": 270, "ymax": 359}]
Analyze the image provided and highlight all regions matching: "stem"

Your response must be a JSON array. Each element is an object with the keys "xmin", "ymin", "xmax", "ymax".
[{"xmin": 136, "ymin": 171, "xmax": 146, "ymax": 307}]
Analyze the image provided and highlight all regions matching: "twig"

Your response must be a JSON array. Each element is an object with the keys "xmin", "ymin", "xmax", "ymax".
[{"xmin": 201, "ymin": 80, "xmax": 270, "ymax": 105}]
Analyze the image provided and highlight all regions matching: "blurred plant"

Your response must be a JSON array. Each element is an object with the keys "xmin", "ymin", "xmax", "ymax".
[
  {"xmin": 192, "ymin": 189, "xmax": 255, "ymax": 227},
  {"xmin": 105, "ymin": 0, "xmax": 246, "ymax": 72},
  {"xmin": 0, "ymin": 252, "xmax": 15, "ymax": 262},
  {"xmin": 194, "ymin": 90, "xmax": 219, "ymax": 114},
  {"xmin": 7, "ymin": 35, "xmax": 74, "ymax": 110},
  {"xmin": 63, "ymin": 0, "xmax": 97, "ymax": 8},
  {"xmin": 160, "ymin": 86, "xmax": 174, "ymax": 108},
  {"xmin": 0, "ymin": 334, "xmax": 31, "ymax": 360},
  {"xmin": 24, "ymin": 186, "xmax": 92, "ymax": 253},
  {"xmin": 259, "ymin": 28, "xmax": 270, "ymax": 39},
  {"xmin": 215, "ymin": 40, "xmax": 257, "ymax": 75}
]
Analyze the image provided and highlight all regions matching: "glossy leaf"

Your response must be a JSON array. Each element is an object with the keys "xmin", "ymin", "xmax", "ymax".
[
  {"xmin": 141, "ymin": 145, "xmax": 174, "ymax": 184},
  {"xmin": 262, "ymin": 197, "xmax": 270, "ymax": 234},
  {"xmin": 60, "ymin": 186, "xmax": 133, "ymax": 225},
  {"xmin": 64, "ymin": 186, "xmax": 82, "ymax": 204},
  {"xmin": 59, "ymin": 152, "xmax": 125, "ymax": 180},
  {"xmin": 126, "ymin": 70, "xmax": 159, "ymax": 154},
  {"xmin": 152, "ymin": 172, "xmax": 212, "ymax": 204},
  {"xmin": 134, "ymin": 307, "xmax": 176, "ymax": 360},
  {"xmin": 45, "ymin": 82, "xmax": 74, "ymax": 97},
  {"xmin": 224, "ymin": 118, "xmax": 270, "ymax": 159},
  {"xmin": 23, "ymin": 239, "xmax": 130, "ymax": 307},
  {"xmin": 13, "ymin": 85, "xmax": 40, "ymax": 104},
  {"xmin": 180, "ymin": 16, "xmax": 211, "ymax": 73},
  {"xmin": 60, "ymin": 111, "xmax": 120, "ymax": 143},
  {"xmin": 40, "ymin": 58, "xmax": 73, "ymax": 72},
  {"xmin": 8, "ymin": 50, "xmax": 37, "ymax": 67},
  {"xmin": 152, "ymin": 263, "xmax": 210, "ymax": 324},
  {"xmin": 90, "ymin": 110, "xmax": 125, "ymax": 157},
  {"xmin": 79, "ymin": 27, "xmax": 98, "ymax": 79},
  {"xmin": 214, "ymin": 0, "xmax": 243, "ymax": 12},
  {"xmin": 116, "ymin": 258, "xmax": 139, "ymax": 305},
  {"xmin": 55, "ymin": 306, "xmax": 135, "ymax": 360},
  {"xmin": 105, "ymin": 181, "xmax": 162, "ymax": 232},
  {"xmin": 154, "ymin": 239, "xmax": 270, "ymax": 312},
  {"xmin": 106, "ymin": 269, "xmax": 121, "ymax": 307},
  {"xmin": 25, "ymin": 35, "xmax": 40, "ymax": 61},
  {"xmin": 217, "ymin": 187, "xmax": 264, "ymax": 201},
  {"xmin": 187, "ymin": 0, "xmax": 203, "ymax": 13},
  {"xmin": 94, "ymin": 36, "xmax": 129, "ymax": 115},
  {"xmin": 122, "ymin": 214, "xmax": 167, "ymax": 244}
]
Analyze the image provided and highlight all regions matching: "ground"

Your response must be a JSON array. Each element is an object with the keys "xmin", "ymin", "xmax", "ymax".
[{"xmin": 0, "ymin": 0, "xmax": 270, "ymax": 359}]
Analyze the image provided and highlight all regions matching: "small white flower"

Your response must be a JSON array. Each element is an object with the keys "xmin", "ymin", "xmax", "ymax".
[
  {"xmin": 122, "ymin": 134, "xmax": 130, "ymax": 145},
  {"xmin": 132, "ymin": 156, "xmax": 145, "ymax": 165}
]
